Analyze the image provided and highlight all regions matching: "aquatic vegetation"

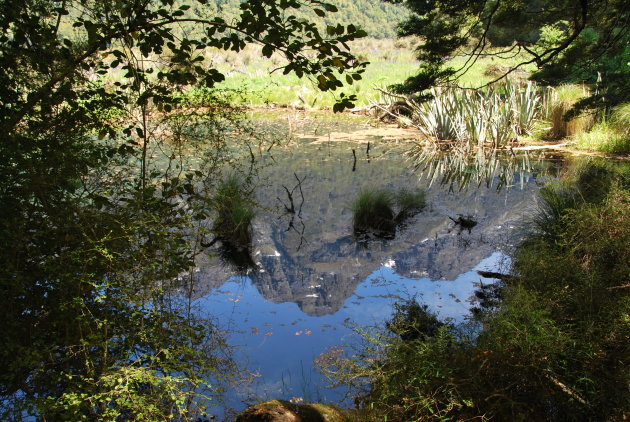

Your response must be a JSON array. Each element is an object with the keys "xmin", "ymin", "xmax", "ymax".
[
  {"xmin": 413, "ymin": 89, "xmax": 464, "ymax": 141},
  {"xmin": 507, "ymin": 81, "xmax": 541, "ymax": 136},
  {"xmin": 212, "ymin": 174, "xmax": 255, "ymax": 248},
  {"xmin": 351, "ymin": 187, "xmax": 426, "ymax": 237},
  {"xmin": 394, "ymin": 188, "xmax": 426, "ymax": 220},
  {"xmin": 351, "ymin": 188, "xmax": 396, "ymax": 236}
]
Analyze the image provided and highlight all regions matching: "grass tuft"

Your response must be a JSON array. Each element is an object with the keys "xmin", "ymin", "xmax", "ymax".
[
  {"xmin": 351, "ymin": 188, "xmax": 396, "ymax": 236},
  {"xmin": 394, "ymin": 188, "xmax": 426, "ymax": 220},
  {"xmin": 351, "ymin": 187, "xmax": 426, "ymax": 237},
  {"xmin": 212, "ymin": 174, "xmax": 255, "ymax": 248},
  {"xmin": 573, "ymin": 103, "xmax": 630, "ymax": 154}
]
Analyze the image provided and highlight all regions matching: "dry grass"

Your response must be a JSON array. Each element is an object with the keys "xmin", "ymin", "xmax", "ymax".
[{"xmin": 543, "ymin": 85, "xmax": 594, "ymax": 139}]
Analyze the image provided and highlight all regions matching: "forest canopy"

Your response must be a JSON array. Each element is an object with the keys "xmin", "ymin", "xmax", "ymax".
[{"xmin": 390, "ymin": 0, "xmax": 630, "ymax": 111}]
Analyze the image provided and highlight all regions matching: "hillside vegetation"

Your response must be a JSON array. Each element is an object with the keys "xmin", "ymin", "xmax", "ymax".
[{"xmin": 201, "ymin": 0, "xmax": 407, "ymax": 39}]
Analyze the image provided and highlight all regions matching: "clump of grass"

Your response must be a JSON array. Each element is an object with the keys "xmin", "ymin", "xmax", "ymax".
[
  {"xmin": 573, "ymin": 103, "xmax": 630, "ymax": 154},
  {"xmin": 543, "ymin": 84, "xmax": 594, "ymax": 139},
  {"xmin": 533, "ymin": 183, "xmax": 580, "ymax": 239},
  {"xmin": 610, "ymin": 102, "xmax": 630, "ymax": 136},
  {"xmin": 351, "ymin": 187, "xmax": 426, "ymax": 237},
  {"xmin": 212, "ymin": 174, "xmax": 255, "ymax": 248},
  {"xmin": 394, "ymin": 188, "xmax": 426, "ymax": 220},
  {"xmin": 574, "ymin": 125, "xmax": 630, "ymax": 155},
  {"xmin": 387, "ymin": 299, "xmax": 444, "ymax": 341},
  {"xmin": 351, "ymin": 189, "xmax": 396, "ymax": 236}
]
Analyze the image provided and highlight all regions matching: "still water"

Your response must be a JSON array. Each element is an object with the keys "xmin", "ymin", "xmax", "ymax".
[{"xmin": 188, "ymin": 113, "xmax": 560, "ymax": 417}]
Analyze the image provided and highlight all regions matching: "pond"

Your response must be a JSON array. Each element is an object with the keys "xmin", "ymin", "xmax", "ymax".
[{"xmin": 188, "ymin": 112, "xmax": 563, "ymax": 418}]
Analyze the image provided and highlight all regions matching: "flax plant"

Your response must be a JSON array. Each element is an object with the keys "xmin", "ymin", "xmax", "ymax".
[{"xmin": 380, "ymin": 82, "xmax": 543, "ymax": 149}]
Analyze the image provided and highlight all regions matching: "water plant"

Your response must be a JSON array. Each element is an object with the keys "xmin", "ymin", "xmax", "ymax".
[
  {"xmin": 394, "ymin": 188, "xmax": 426, "ymax": 220},
  {"xmin": 351, "ymin": 188, "xmax": 396, "ymax": 236},
  {"xmin": 351, "ymin": 187, "xmax": 427, "ymax": 237},
  {"xmin": 508, "ymin": 81, "xmax": 541, "ymax": 136},
  {"xmin": 212, "ymin": 174, "xmax": 255, "ymax": 249},
  {"xmin": 413, "ymin": 89, "xmax": 464, "ymax": 142}
]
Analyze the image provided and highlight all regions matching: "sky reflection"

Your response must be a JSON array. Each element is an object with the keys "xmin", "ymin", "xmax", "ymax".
[{"xmin": 195, "ymin": 252, "xmax": 506, "ymax": 414}]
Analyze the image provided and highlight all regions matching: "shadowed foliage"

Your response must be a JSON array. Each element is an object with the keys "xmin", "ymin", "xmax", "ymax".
[{"xmin": 320, "ymin": 161, "xmax": 629, "ymax": 421}]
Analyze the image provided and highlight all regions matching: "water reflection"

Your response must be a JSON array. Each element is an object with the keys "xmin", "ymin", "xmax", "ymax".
[
  {"xmin": 195, "ymin": 253, "xmax": 505, "ymax": 413},
  {"xmin": 410, "ymin": 144, "xmax": 559, "ymax": 191},
  {"xmin": 190, "ymin": 116, "xmax": 564, "ymax": 416}
]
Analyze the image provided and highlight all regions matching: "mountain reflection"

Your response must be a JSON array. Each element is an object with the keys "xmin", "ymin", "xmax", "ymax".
[{"xmin": 189, "ymin": 134, "xmax": 557, "ymax": 316}]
